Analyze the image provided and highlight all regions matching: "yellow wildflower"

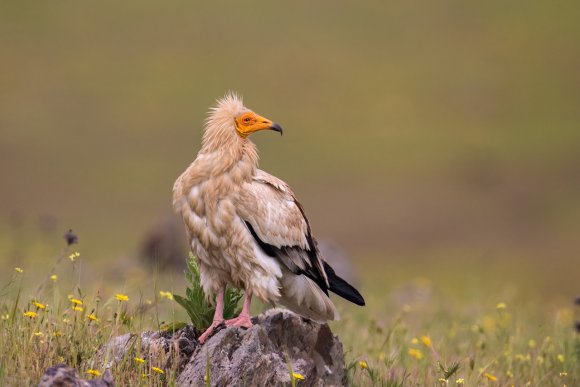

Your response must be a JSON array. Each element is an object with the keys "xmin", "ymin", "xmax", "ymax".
[
  {"xmin": 33, "ymin": 301, "xmax": 46, "ymax": 309},
  {"xmin": 408, "ymin": 348, "xmax": 424, "ymax": 360},
  {"xmin": 70, "ymin": 298, "xmax": 83, "ymax": 305},
  {"xmin": 528, "ymin": 339, "xmax": 537, "ymax": 349},
  {"xmin": 358, "ymin": 360, "xmax": 368, "ymax": 369},
  {"xmin": 134, "ymin": 357, "xmax": 146, "ymax": 364},
  {"xmin": 73, "ymin": 306, "xmax": 84, "ymax": 312},
  {"xmin": 159, "ymin": 291, "xmax": 174, "ymax": 300},
  {"xmin": 23, "ymin": 311, "xmax": 37, "ymax": 318},
  {"xmin": 557, "ymin": 354, "xmax": 565, "ymax": 363},
  {"xmin": 50, "ymin": 274, "xmax": 57, "ymax": 282},
  {"xmin": 560, "ymin": 372, "xmax": 567, "ymax": 377},
  {"xmin": 411, "ymin": 337, "xmax": 419, "ymax": 344},
  {"xmin": 141, "ymin": 373, "xmax": 148, "ymax": 379},
  {"xmin": 151, "ymin": 367, "xmax": 164, "ymax": 374},
  {"xmin": 496, "ymin": 302, "xmax": 507, "ymax": 310},
  {"xmin": 145, "ymin": 299, "xmax": 153, "ymax": 305},
  {"xmin": 53, "ymin": 331, "xmax": 62, "ymax": 337},
  {"xmin": 33, "ymin": 331, "xmax": 43, "ymax": 337},
  {"xmin": 1, "ymin": 314, "xmax": 9, "ymax": 320},
  {"xmin": 87, "ymin": 314, "xmax": 99, "ymax": 322},
  {"xmin": 507, "ymin": 370, "xmax": 513, "ymax": 378},
  {"xmin": 438, "ymin": 377, "xmax": 447, "ymax": 384},
  {"xmin": 15, "ymin": 267, "xmax": 23, "ymax": 273},
  {"xmin": 456, "ymin": 378, "xmax": 465, "ymax": 384},
  {"xmin": 69, "ymin": 252, "xmax": 80, "ymax": 261},
  {"xmin": 86, "ymin": 369, "xmax": 101, "ymax": 377},
  {"xmin": 62, "ymin": 318, "xmax": 70, "ymax": 324},
  {"xmin": 483, "ymin": 373, "xmax": 497, "ymax": 381},
  {"xmin": 292, "ymin": 372, "xmax": 305, "ymax": 380},
  {"xmin": 421, "ymin": 335, "xmax": 432, "ymax": 348},
  {"xmin": 115, "ymin": 293, "xmax": 129, "ymax": 302}
]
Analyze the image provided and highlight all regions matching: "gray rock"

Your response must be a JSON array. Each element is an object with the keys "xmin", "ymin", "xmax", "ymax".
[
  {"xmin": 38, "ymin": 364, "xmax": 113, "ymax": 387},
  {"xmin": 97, "ymin": 324, "xmax": 198, "ymax": 372},
  {"xmin": 45, "ymin": 309, "xmax": 346, "ymax": 386},
  {"xmin": 177, "ymin": 309, "xmax": 346, "ymax": 387}
]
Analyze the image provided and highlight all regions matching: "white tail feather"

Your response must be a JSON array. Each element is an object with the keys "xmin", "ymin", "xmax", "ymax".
[{"xmin": 278, "ymin": 269, "xmax": 338, "ymax": 322}]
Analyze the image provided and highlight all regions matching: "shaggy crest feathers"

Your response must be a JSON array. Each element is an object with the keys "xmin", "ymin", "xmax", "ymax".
[
  {"xmin": 204, "ymin": 92, "xmax": 245, "ymax": 132},
  {"xmin": 200, "ymin": 92, "xmax": 255, "ymax": 158},
  {"xmin": 209, "ymin": 92, "xmax": 244, "ymax": 114}
]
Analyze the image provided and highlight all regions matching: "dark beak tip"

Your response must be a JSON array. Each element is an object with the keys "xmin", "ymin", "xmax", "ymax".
[{"xmin": 270, "ymin": 123, "xmax": 283, "ymax": 135}]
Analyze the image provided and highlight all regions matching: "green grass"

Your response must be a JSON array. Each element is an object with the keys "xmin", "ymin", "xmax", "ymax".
[
  {"xmin": 173, "ymin": 254, "xmax": 242, "ymax": 330},
  {"xmin": 335, "ymin": 269, "xmax": 579, "ymax": 386},
  {"xmin": 0, "ymin": 244, "xmax": 184, "ymax": 386},
  {"xmin": 1, "ymin": 243, "xmax": 578, "ymax": 386}
]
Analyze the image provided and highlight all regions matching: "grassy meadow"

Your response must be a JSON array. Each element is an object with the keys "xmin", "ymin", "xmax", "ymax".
[
  {"xmin": 1, "ymin": 1, "xmax": 579, "ymax": 385},
  {"xmin": 1, "ymin": 245, "xmax": 578, "ymax": 386}
]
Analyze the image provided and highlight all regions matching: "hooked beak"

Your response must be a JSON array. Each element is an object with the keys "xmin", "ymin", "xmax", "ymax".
[{"xmin": 269, "ymin": 122, "xmax": 283, "ymax": 135}]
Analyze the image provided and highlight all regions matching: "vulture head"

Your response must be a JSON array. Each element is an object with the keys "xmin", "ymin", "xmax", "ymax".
[
  {"xmin": 204, "ymin": 93, "xmax": 283, "ymax": 146},
  {"xmin": 234, "ymin": 110, "xmax": 283, "ymax": 137}
]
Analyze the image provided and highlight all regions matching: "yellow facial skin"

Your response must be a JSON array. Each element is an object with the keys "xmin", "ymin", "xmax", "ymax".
[{"xmin": 235, "ymin": 112, "xmax": 283, "ymax": 137}]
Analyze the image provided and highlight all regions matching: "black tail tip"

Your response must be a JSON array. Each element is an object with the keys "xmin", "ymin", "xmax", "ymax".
[
  {"xmin": 347, "ymin": 289, "xmax": 365, "ymax": 306},
  {"xmin": 323, "ymin": 261, "xmax": 365, "ymax": 306}
]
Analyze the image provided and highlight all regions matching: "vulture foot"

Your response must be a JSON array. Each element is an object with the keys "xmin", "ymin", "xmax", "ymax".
[
  {"xmin": 198, "ymin": 320, "xmax": 224, "ymax": 344},
  {"xmin": 224, "ymin": 315, "xmax": 253, "ymax": 329}
]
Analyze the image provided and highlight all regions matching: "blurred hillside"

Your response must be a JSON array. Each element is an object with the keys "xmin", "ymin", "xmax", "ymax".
[{"xmin": 1, "ymin": 1, "xmax": 579, "ymax": 292}]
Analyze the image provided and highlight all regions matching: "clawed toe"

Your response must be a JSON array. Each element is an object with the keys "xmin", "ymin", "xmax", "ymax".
[{"xmin": 198, "ymin": 320, "xmax": 224, "ymax": 344}]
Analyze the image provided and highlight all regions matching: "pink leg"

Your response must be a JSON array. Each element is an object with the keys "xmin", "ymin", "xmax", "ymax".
[
  {"xmin": 198, "ymin": 289, "xmax": 224, "ymax": 344},
  {"xmin": 225, "ymin": 291, "xmax": 253, "ymax": 328}
]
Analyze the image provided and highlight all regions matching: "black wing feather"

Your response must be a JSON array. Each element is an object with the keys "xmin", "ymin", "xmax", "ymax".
[
  {"xmin": 244, "ymin": 221, "xmax": 365, "ymax": 306},
  {"xmin": 246, "ymin": 176, "xmax": 365, "ymax": 307},
  {"xmin": 245, "ymin": 221, "xmax": 329, "ymax": 294}
]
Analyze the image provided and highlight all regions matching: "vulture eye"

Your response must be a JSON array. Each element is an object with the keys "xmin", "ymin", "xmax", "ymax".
[{"xmin": 243, "ymin": 116, "xmax": 251, "ymax": 123}]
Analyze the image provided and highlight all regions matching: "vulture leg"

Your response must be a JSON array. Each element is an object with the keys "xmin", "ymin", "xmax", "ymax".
[
  {"xmin": 198, "ymin": 289, "xmax": 224, "ymax": 343},
  {"xmin": 225, "ymin": 291, "xmax": 253, "ymax": 328}
]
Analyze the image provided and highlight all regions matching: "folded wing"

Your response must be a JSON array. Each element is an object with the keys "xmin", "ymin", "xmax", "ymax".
[{"xmin": 238, "ymin": 170, "xmax": 364, "ymax": 321}]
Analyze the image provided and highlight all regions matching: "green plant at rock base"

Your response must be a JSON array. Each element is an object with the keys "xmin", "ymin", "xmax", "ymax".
[{"xmin": 173, "ymin": 254, "xmax": 243, "ymax": 331}]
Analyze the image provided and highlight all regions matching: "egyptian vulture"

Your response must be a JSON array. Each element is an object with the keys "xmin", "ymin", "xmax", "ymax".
[{"xmin": 173, "ymin": 93, "xmax": 364, "ymax": 343}]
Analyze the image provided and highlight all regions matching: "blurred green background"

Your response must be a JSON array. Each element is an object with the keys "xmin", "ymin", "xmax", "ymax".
[{"xmin": 1, "ymin": 1, "xmax": 579, "ymax": 298}]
